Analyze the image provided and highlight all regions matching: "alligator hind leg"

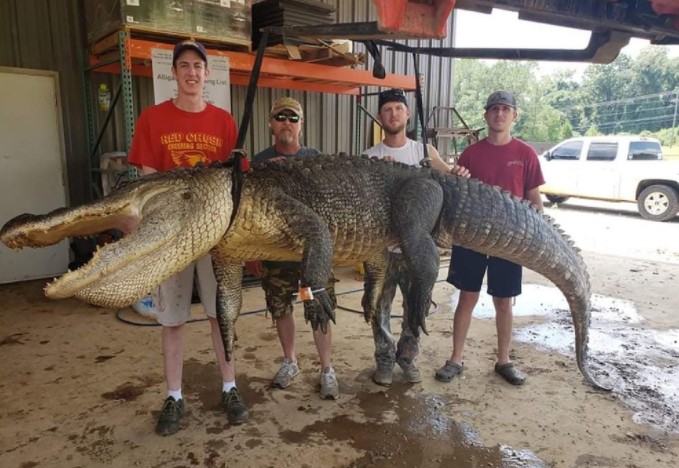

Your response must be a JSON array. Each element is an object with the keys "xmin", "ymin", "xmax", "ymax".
[{"xmin": 391, "ymin": 178, "xmax": 444, "ymax": 337}]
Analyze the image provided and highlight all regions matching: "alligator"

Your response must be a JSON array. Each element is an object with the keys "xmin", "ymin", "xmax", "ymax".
[{"xmin": 1, "ymin": 154, "xmax": 608, "ymax": 390}]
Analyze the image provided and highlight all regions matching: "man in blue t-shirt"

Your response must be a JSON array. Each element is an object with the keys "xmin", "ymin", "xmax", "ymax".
[{"xmin": 248, "ymin": 97, "xmax": 339, "ymax": 400}]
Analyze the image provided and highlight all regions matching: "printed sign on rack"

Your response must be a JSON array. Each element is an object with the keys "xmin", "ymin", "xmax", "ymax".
[{"xmin": 151, "ymin": 48, "xmax": 231, "ymax": 111}]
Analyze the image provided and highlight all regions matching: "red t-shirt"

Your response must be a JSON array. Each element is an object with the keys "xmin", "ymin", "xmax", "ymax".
[
  {"xmin": 128, "ymin": 100, "xmax": 249, "ymax": 172},
  {"xmin": 458, "ymin": 138, "xmax": 545, "ymax": 199}
]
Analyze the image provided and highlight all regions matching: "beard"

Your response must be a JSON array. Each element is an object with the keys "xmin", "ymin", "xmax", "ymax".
[
  {"xmin": 276, "ymin": 131, "xmax": 295, "ymax": 145},
  {"xmin": 382, "ymin": 122, "xmax": 406, "ymax": 135}
]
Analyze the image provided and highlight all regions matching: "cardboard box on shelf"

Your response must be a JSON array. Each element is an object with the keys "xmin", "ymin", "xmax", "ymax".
[
  {"xmin": 192, "ymin": 0, "xmax": 251, "ymax": 42},
  {"xmin": 85, "ymin": 0, "xmax": 251, "ymax": 46}
]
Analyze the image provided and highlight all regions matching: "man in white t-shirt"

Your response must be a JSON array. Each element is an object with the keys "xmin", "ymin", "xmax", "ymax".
[{"xmin": 363, "ymin": 88, "xmax": 469, "ymax": 386}]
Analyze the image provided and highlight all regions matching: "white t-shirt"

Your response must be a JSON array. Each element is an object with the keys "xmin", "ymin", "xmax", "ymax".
[
  {"xmin": 364, "ymin": 138, "xmax": 430, "ymax": 253},
  {"xmin": 363, "ymin": 138, "xmax": 428, "ymax": 167}
]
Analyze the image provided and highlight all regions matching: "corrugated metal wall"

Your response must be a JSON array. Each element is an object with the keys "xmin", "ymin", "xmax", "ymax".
[
  {"xmin": 0, "ymin": 0, "xmax": 456, "ymax": 205},
  {"xmin": 0, "ymin": 0, "xmax": 90, "ymax": 206}
]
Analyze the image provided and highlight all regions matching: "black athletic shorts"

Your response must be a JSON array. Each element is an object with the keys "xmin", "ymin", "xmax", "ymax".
[{"xmin": 446, "ymin": 245, "xmax": 522, "ymax": 298}]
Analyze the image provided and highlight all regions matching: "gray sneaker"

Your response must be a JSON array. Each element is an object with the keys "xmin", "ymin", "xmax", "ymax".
[
  {"xmin": 319, "ymin": 367, "xmax": 340, "ymax": 400},
  {"xmin": 397, "ymin": 359, "xmax": 422, "ymax": 383},
  {"xmin": 272, "ymin": 358, "xmax": 300, "ymax": 389},
  {"xmin": 373, "ymin": 365, "xmax": 393, "ymax": 387}
]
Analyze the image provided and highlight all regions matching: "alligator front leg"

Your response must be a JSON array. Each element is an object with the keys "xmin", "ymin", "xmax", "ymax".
[
  {"xmin": 361, "ymin": 251, "xmax": 388, "ymax": 324},
  {"xmin": 391, "ymin": 178, "xmax": 444, "ymax": 337},
  {"xmin": 269, "ymin": 190, "xmax": 336, "ymax": 333},
  {"xmin": 211, "ymin": 257, "xmax": 243, "ymax": 361}
]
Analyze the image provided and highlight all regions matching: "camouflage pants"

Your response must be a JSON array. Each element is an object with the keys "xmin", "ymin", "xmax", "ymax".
[
  {"xmin": 260, "ymin": 265, "xmax": 337, "ymax": 322},
  {"xmin": 371, "ymin": 251, "xmax": 420, "ymax": 369}
]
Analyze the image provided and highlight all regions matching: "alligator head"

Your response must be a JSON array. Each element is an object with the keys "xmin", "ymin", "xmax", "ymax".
[{"xmin": 0, "ymin": 168, "xmax": 233, "ymax": 308}]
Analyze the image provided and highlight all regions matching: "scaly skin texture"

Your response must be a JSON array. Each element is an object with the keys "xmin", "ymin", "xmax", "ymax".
[{"xmin": 0, "ymin": 155, "xmax": 608, "ymax": 390}]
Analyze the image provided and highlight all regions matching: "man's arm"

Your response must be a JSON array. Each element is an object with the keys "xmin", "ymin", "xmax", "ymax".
[
  {"xmin": 141, "ymin": 166, "xmax": 157, "ymax": 176},
  {"xmin": 428, "ymin": 144, "xmax": 470, "ymax": 178},
  {"xmin": 526, "ymin": 187, "xmax": 544, "ymax": 212}
]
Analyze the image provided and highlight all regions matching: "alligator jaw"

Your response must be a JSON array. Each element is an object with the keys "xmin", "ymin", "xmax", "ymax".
[
  {"xmin": 2, "ymin": 183, "xmax": 174, "ymax": 304},
  {"xmin": 0, "ymin": 184, "xmax": 168, "ymax": 249}
]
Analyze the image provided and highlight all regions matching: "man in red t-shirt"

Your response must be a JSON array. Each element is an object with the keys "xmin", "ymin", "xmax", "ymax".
[
  {"xmin": 127, "ymin": 40, "xmax": 248, "ymax": 436},
  {"xmin": 435, "ymin": 91, "xmax": 545, "ymax": 387}
]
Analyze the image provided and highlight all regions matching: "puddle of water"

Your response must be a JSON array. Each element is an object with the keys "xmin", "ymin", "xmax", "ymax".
[
  {"xmin": 281, "ymin": 386, "xmax": 550, "ymax": 468},
  {"xmin": 454, "ymin": 284, "xmax": 643, "ymax": 324},
  {"xmin": 449, "ymin": 284, "xmax": 679, "ymax": 433}
]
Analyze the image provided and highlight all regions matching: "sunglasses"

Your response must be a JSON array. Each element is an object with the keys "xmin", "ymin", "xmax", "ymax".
[{"xmin": 273, "ymin": 113, "xmax": 301, "ymax": 123}]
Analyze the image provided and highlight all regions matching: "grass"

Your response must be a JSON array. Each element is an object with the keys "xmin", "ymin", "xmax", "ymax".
[{"xmin": 662, "ymin": 146, "xmax": 679, "ymax": 159}]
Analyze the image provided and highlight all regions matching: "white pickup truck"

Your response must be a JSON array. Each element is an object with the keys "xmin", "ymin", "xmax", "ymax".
[{"xmin": 539, "ymin": 136, "xmax": 679, "ymax": 222}]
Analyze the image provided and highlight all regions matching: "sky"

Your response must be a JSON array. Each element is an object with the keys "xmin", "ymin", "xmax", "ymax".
[{"xmin": 454, "ymin": 8, "xmax": 679, "ymax": 80}]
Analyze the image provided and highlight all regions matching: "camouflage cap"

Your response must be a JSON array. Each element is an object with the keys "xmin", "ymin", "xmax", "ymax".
[{"xmin": 270, "ymin": 97, "xmax": 304, "ymax": 119}]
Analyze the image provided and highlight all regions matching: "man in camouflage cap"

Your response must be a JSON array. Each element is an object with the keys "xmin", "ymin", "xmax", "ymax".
[{"xmin": 247, "ymin": 97, "xmax": 340, "ymax": 400}]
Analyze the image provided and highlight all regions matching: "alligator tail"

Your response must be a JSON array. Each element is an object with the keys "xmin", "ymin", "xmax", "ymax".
[{"xmin": 435, "ymin": 174, "xmax": 610, "ymax": 391}]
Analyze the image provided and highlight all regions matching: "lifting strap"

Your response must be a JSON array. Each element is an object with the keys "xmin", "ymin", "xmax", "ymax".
[
  {"xmin": 412, "ymin": 51, "xmax": 431, "ymax": 168},
  {"xmin": 228, "ymin": 30, "xmax": 270, "ymax": 230}
]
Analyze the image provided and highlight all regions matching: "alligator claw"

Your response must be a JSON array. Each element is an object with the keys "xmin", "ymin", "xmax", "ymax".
[{"xmin": 303, "ymin": 290, "xmax": 336, "ymax": 333}]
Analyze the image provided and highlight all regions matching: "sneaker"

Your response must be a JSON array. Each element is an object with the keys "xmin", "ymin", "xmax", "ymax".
[
  {"xmin": 397, "ymin": 359, "xmax": 423, "ymax": 383},
  {"xmin": 155, "ymin": 396, "xmax": 185, "ymax": 436},
  {"xmin": 221, "ymin": 388, "xmax": 249, "ymax": 424},
  {"xmin": 373, "ymin": 365, "xmax": 393, "ymax": 387},
  {"xmin": 272, "ymin": 358, "xmax": 301, "ymax": 389},
  {"xmin": 319, "ymin": 367, "xmax": 340, "ymax": 400}
]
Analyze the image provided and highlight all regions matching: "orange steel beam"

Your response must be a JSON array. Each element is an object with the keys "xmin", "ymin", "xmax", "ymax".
[
  {"xmin": 127, "ymin": 39, "xmax": 416, "ymax": 90},
  {"xmin": 91, "ymin": 62, "xmax": 361, "ymax": 95}
]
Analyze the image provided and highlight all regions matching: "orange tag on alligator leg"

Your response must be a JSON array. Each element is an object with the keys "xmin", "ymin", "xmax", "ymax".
[{"xmin": 298, "ymin": 286, "xmax": 314, "ymax": 301}]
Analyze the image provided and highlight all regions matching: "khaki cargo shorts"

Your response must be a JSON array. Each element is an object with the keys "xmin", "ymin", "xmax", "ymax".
[
  {"xmin": 260, "ymin": 265, "xmax": 337, "ymax": 321},
  {"xmin": 150, "ymin": 255, "xmax": 218, "ymax": 327}
]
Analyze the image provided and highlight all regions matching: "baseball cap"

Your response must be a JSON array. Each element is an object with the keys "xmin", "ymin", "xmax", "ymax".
[
  {"xmin": 485, "ymin": 91, "xmax": 517, "ymax": 110},
  {"xmin": 378, "ymin": 88, "xmax": 408, "ymax": 111},
  {"xmin": 173, "ymin": 40, "xmax": 208, "ymax": 67},
  {"xmin": 270, "ymin": 97, "xmax": 304, "ymax": 119}
]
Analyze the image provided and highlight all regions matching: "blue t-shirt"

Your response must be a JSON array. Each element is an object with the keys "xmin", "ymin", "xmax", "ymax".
[{"xmin": 252, "ymin": 145, "xmax": 321, "ymax": 269}]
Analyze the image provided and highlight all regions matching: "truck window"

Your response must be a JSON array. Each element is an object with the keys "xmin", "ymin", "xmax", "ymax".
[
  {"xmin": 629, "ymin": 141, "xmax": 662, "ymax": 160},
  {"xmin": 551, "ymin": 141, "xmax": 583, "ymax": 160},
  {"xmin": 586, "ymin": 142, "xmax": 618, "ymax": 161}
]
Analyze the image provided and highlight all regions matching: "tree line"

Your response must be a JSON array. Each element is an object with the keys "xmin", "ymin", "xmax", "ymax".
[{"xmin": 450, "ymin": 46, "xmax": 679, "ymax": 146}]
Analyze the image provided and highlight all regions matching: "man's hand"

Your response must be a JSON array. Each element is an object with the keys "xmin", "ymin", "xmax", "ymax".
[
  {"xmin": 449, "ymin": 164, "xmax": 470, "ymax": 178},
  {"xmin": 245, "ymin": 261, "xmax": 262, "ymax": 278},
  {"xmin": 383, "ymin": 155, "xmax": 395, "ymax": 162}
]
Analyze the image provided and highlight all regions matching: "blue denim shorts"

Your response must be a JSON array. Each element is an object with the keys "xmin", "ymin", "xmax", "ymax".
[{"xmin": 446, "ymin": 245, "xmax": 522, "ymax": 298}]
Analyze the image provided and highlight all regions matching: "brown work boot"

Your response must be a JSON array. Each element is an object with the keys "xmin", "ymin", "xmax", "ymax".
[
  {"xmin": 373, "ymin": 365, "xmax": 393, "ymax": 387},
  {"xmin": 397, "ymin": 359, "xmax": 422, "ymax": 383}
]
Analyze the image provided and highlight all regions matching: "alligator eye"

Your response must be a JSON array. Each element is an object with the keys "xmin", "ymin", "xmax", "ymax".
[{"xmin": 181, "ymin": 192, "xmax": 192, "ymax": 200}]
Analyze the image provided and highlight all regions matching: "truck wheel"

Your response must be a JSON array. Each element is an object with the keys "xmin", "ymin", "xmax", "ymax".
[
  {"xmin": 546, "ymin": 195, "xmax": 570, "ymax": 204},
  {"xmin": 637, "ymin": 185, "xmax": 679, "ymax": 222}
]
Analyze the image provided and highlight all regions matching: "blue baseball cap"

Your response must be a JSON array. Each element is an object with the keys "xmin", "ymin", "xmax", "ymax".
[{"xmin": 172, "ymin": 40, "xmax": 208, "ymax": 67}]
